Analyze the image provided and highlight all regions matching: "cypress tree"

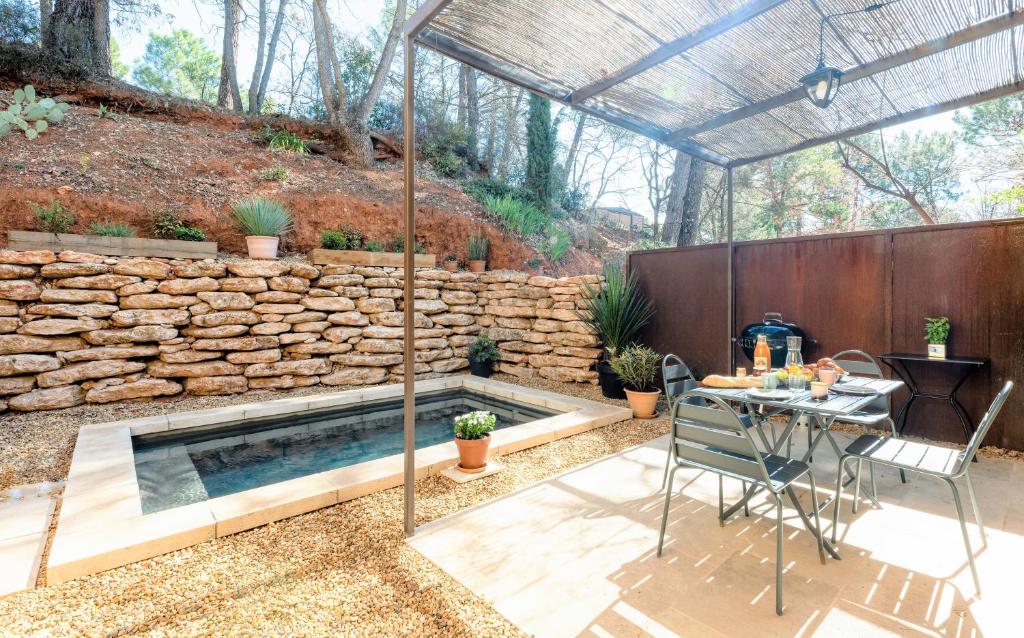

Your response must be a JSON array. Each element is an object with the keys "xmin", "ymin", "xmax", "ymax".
[{"xmin": 525, "ymin": 93, "xmax": 555, "ymax": 210}]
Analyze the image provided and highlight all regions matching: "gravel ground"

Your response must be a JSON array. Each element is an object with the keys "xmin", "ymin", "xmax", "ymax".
[{"xmin": 0, "ymin": 374, "xmax": 669, "ymax": 637}]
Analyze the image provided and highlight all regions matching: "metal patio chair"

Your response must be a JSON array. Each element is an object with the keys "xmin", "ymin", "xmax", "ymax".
[
  {"xmin": 658, "ymin": 390, "xmax": 830, "ymax": 615},
  {"xmin": 831, "ymin": 380, "xmax": 1013, "ymax": 594}
]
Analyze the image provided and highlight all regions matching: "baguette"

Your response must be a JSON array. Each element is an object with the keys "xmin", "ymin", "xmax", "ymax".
[{"xmin": 701, "ymin": 374, "xmax": 761, "ymax": 388}]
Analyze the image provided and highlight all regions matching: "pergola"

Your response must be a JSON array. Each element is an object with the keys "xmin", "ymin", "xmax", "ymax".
[{"xmin": 398, "ymin": 0, "xmax": 1024, "ymax": 535}]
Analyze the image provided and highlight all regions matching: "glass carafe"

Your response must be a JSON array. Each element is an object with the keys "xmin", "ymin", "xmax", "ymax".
[{"xmin": 785, "ymin": 336, "xmax": 805, "ymax": 391}]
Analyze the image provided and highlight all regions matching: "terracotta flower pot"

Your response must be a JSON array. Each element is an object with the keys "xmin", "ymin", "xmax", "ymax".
[
  {"xmin": 443, "ymin": 260, "xmax": 458, "ymax": 272},
  {"xmin": 624, "ymin": 388, "xmax": 661, "ymax": 419},
  {"xmin": 455, "ymin": 434, "xmax": 491, "ymax": 472},
  {"xmin": 245, "ymin": 236, "xmax": 279, "ymax": 259},
  {"xmin": 468, "ymin": 260, "xmax": 486, "ymax": 273}
]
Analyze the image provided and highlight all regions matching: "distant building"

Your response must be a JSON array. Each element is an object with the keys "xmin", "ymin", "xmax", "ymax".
[{"xmin": 594, "ymin": 207, "xmax": 646, "ymax": 233}]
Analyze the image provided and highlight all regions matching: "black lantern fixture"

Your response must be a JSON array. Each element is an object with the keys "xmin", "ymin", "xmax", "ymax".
[{"xmin": 799, "ymin": 2, "xmax": 896, "ymax": 109}]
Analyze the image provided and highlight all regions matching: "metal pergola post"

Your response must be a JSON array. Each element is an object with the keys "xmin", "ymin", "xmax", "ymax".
[
  {"xmin": 726, "ymin": 167, "xmax": 734, "ymax": 373},
  {"xmin": 402, "ymin": 31, "xmax": 417, "ymax": 537}
]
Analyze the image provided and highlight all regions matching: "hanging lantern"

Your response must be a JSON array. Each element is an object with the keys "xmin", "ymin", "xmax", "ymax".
[{"xmin": 800, "ymin": 62, "xmax": 843, "ymax": 108}]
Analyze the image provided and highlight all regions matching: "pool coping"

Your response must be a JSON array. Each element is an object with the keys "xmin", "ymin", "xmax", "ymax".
[{"xmin": 47, "ymin": 376, "xmax": 632, "ymax": 584}]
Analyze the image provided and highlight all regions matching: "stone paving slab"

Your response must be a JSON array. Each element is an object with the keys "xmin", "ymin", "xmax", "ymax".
[{"xmin": 0, "ymin": 484, "xmax": 56, "ymax": 599}]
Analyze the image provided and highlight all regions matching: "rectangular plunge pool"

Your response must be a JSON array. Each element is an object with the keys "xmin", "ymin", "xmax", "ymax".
[{"xmin": 133, "ymin": 388, "xmax": 558, "ymax": 514}]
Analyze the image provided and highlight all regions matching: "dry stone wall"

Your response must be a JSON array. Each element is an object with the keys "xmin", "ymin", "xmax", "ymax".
[{"xmin": 0, "ymin": 249, "xmax": 601, "ymax": 412}]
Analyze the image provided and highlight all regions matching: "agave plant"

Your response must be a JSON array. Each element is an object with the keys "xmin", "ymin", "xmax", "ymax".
[
  {"xmin": 230, "ymin": 198, "xmax": 293, "ymax": 237},
  {"xmin": 0, "ymin": 85, "xmax": 71, "ymax": 140},
  {"xmin": 576, "ymin": 264, "xmax": 655, "ymax": 357}
]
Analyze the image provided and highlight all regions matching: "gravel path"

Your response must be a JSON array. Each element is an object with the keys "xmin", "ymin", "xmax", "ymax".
[{"xmin": 0, "ymin": 374, "xmax": 669, "ymax": 637}]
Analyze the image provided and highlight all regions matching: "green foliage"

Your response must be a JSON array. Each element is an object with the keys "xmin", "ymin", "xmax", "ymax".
[
  {"xmin": 132, "ymin": 30, "xmax": 221, "ymax": 102},
  {"xmin": 610, "ymin": 345, "xmax": 661, "ymax": 392},
  {"xmin": 89, "ymin": 221, "xmax": 135, "ymax": 237},
  {"xmin": 462, "ymin": 178, "xmax": 533, "ymax": 205},
  {"xmin": 368, "ymin": 101, "xmax": 402, "ymax": 130},
  {"xmin": 468, "ymin": 336, "xmax": 500, "ymax": 364},
  {"xmin": 390, "ymin": 233, "xmax": 425, "ymax": 254},
  {"xmin": 525, "ymin": 94, "xmax": 556, "ymax": 210},
  {"xmin": 266, "ymin": 129, "xmax": 308, "ymax": 153},
  {"xmin": 560, "ymin": 186, "xmax": 588, "ymax": 217},
  {"xmin": 453, "ymin": 410, "xmax": 496, "ymax": 441},
  {"xmin": 363, "ymin": 240, "xmax": 385, "ymax": 252},
  {"xmin": 445, "ymin": 253, "xmax": 458, "ymax": 262},
  {"xmin": 0, "ymin": 0, "xmax": 37, "ymax": 44},
  {"xmin": 97, "ymin": 104, "xmax": 115, "ymax": 120},
  {"xmin": 175, "ymin": 226, "xmax": 207, "ymax": 242},
  {"xmin": 151, "ymin": 209, "xmax": 181, "ymax": 239},
  {"xmin": 29, "ymin": 200, "xmax": 75, "ymax": 233},
  {"xmin": 320, "ymin": 229, "xmax": 347, "ymax": 250},
  {"xmin": 577, "ymin": 264, "xmax": 655, "ymax": 356},
  {"xmin": 525, "ymin": 257, "xmax": 541, "ymax": 269},
  {"xmin": 259, "ymin": 165, "xmax": 289, "ymax": 182},
  {"xmin": 468, "ymin": 229, "xmax": 489, "ymax": 261},
  {"xmin": 231, "ymin": 198, "xmax": 293, "ymax": 237},
  {"xmin": 986, "ymin": 185, "xmax": 1024, "ymax": 217},
  {"xmin": 1, "ymin": 85, "xmax": 71, "ymax": 140},
  {"xmin": 546, "ymin": 227, "xmax": 572, "ymax": 263},
  {"xmin": 484, "ymin": 195, "xmax": 547, "ymax": 237},
  {"xmin": 955, "ymin": 94, "xmax": 1024, "ymax": 146},
  {"xmin": 925, "ymin": 316, "xmax": 951, "ymax": 344},
  {"xmin": 109, "ymin": 37, "xmax": 130, "ymax": 80},
  {"xmin": 422, "ymin": 120, "xmax": 470, "ymax": 178}
]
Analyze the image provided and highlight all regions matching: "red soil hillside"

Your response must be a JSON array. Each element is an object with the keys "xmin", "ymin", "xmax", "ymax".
[{"xmin": 0, "ymin": 87, "xmax": 609, "ymax": 275}]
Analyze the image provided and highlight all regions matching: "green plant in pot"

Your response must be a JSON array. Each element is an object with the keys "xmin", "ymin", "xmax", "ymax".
[
  {"xmin": 468, "ymin": 229, "xmax": 488, "ymax": 273},
  {"xmin": 611, "ymin": 345, "xmax": 662, "ymax": 418},
  {"xmin": 231, "ymin": 197, "xmax": 293, "ymax": 259},
  {"xmin": 443, "ymin": 253, "xmax": 458, "ymax": 272},
  {"xmin": 454, "ymin": 410, "xmax": 496, "ymax": 473},
  {"xmin": 577, "ymin": 264, "xmax": 656, "ymax": 399},
  {"xmin": 925, "ymin": 316, "xmax": 950, "ymax": 359},
  {"xmin": 468, "ymin": 335, "xmax": 500, "ymax": 378}
]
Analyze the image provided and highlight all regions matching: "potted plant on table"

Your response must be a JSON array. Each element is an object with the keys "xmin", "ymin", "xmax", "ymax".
[
  {"xmin": 468, "ymin": 229, "xmax": 488, "ymax": 273},
  {"xmin": 468, "ymin": 335, "xmax": 500, "ymax": 378},
  {"xmin": 577, "ymin": 264, "xmax": 656, "ymax": 399},
  {"xmin": 231, "ymin": 197, "xmax": 293, "ymax": 259},
  {"xmin": 454, "ymin": 410, "xmax": 496, "ymax": 473},
  {"xmin": 443, "ymin": 253, "xmax": 459, "ymax": 272},
  {"xmin": 611, "ymin": 345, "xmax": 662, "ymax": 418},
  {"xmin": 925, "ymin": 316, "xmax": 950, "ymax": 359}
]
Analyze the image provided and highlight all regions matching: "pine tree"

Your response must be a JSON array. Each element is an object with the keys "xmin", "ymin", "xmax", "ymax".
[{"xmin": 525, "ymin": 93, "xmax": 555, "ymax": 210}]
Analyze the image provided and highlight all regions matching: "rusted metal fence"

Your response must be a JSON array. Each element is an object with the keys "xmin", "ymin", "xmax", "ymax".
[{"xmin": 629, "ymin": 218, "xmax": 1024, "ymax": 450}]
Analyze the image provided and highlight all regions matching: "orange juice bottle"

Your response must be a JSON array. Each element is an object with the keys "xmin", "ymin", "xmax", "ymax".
[{"xmin": 753, "ymin": 334, "xmax": 770, "ymax": 376}]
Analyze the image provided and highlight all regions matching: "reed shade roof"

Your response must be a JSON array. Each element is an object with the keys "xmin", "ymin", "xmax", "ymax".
[{"xmin": 410, "ymin": 0, "xmax": 1024, "ymax": 166}]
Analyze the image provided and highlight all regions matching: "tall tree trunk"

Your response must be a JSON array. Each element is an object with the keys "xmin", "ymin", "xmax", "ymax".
[
  {"xmin": 497, "ymin": 86, "xmax": 523, "ymax": 181},
  {"xmin": 39, "ymin": 0, "xmax": 53, "ymax": 43},
  {"xmin": 46, "ymin": 0, "xmax": 107, "ymax": 76},
  {"xmin": 457, "ymin": 64, "xmax": 467, "ymax": 125},
  {"xmin": 253, "ymin": 0, "xmax": 288, "ymax": 114},
  {"xmin": 217, "ymin": 0, "xmax": 242, "ymax": 111},
  {"xmin": 484, "ymin": 101, "xmax": 498, "ymax": 174},
  {"xmin": 464, "ymin": 66, "xmax": 479, "ymax": 171},
  {"xmin": 677, "ymin": 158, "xmax": 707, "ymax": 247},
  {"xmin": 247, "ymin": 0, "xmax": 268, "ymax": 115},
  {"xmin": 311, "ymin": 0, "xmax": 339, "ymax": 125},
  {"xmin": 564, "ymin": 112, "xmax": 586, "ymax": 186},
  {"xmin": 661, "ymin": 151, "xmax": 692, "ymax": 244}
]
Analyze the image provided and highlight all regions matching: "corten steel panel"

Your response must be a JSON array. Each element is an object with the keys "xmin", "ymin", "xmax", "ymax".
[
  {"xmin": 733, "ymin": 234, "xmax": 890, "ymax": 366},
  {"xmin": 987, "ymin": 223, "xmax": 1024, "ymax": 449},
  {"xmin": 630, "ymin": 245, "xmax": 729, "ymax": 378}
]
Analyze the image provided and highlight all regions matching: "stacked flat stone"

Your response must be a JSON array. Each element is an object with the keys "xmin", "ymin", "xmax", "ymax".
[{"xmin": 0, "ymin": 249, "xmax": 602, "ymax": 412}]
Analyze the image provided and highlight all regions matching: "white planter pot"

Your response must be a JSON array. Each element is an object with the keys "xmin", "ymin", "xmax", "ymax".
[
  {"xmin": 927, "ymin": 343, "xmax": 946, "ymax": 359},
  {"xmin": 246, "ymin": 236, "xmax": 279, "ymax": 259}
]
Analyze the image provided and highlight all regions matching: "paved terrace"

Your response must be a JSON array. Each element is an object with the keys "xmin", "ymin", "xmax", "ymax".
[{"xmin": 412, "ymin": 426, "xmax": 1023, "ymax": 637}]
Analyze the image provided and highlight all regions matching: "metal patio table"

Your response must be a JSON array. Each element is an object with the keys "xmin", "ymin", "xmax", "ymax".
[{"xmin": 700, "ymin": 376, "xmax": 905, "ymax": 519}]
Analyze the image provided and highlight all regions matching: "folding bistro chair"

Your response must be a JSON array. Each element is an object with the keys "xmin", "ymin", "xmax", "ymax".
[
  {"xmin": 658, "ymin": 390, "xmax": 831, "ymax": 615},
  {"xmin": 832, "ymin": 380, "xmax": 1013, "ymax": 594}
]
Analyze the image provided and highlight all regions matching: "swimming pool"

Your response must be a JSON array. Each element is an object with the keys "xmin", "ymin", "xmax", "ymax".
[{"xmin": 134, "ymin": 388, "xmax": 556, "ymax": 513}]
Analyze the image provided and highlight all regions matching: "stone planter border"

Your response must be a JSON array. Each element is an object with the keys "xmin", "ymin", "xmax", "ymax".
[{"xmin": 8, "ymin": 230, "xmax": 217, "ymax": 260}]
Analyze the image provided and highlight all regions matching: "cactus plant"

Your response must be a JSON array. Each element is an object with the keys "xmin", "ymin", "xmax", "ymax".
[{"xmin": 0, "ymin": 85, "xmax": 71, "ymax": 140}]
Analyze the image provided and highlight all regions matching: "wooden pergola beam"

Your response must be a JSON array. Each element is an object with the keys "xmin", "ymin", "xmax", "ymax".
[
  {"xmin": 666, "ymin": 7, "xmax": 1024, "ymax": 146},
  {"xmin": 568, "ymin": 0, "xmax": 789, "ymax": 105}
]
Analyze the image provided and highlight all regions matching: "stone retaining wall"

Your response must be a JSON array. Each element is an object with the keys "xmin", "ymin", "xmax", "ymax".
[{"xmin": 0, "ymin": 249, "xmax": 601, "ymax": 412}]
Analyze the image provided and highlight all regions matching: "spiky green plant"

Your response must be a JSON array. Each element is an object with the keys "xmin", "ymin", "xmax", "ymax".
[
  {"xmin": 484, "ymin": 194, "xmax": 547, "ymax": 237},
  {"xmin": 89, "ymin": 221, "xmax": 136, "ymax": 237},
  {"xmin": 546, "ymin": 227, "xmax": 572, "ymax": 262},
  {"xmin": 576, "ymin": 264, "xmax": 655, "ymax": 357},
  {"xmin": 1, "ymin": 85, "xmax": 71, "ymax": 140},
  {"xmin": 468, "ymin": 229, "xmax": 489, "ymax": 261},
  {"xmin": 230, "ymin": 198, "xmax": 293, "ymax": 237},
  {"xmin": 610, "ymin": 345, "xmax": 661, "ymax": 392},
  {"xmin": 266, "ymin": 128, "xmax": 308, "ymax": 153}
]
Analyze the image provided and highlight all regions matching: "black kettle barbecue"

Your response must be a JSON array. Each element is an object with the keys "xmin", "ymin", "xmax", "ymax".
[{"xmin": 736, "ymin": 312, "xmax": 814, "ymax": 369}]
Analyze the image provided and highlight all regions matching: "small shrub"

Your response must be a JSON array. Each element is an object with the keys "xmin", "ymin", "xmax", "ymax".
[
  {"xmin": 364, "ymin": 240, "xmax": 385, "ymax": 252},
  {"xmin": 484, "ymin": 194, "xmax": 547, "ymax": 237},
  {"xmin": 321, "ymin": 229, "xmax": 347, "ymax": 250},
  {"xmin": 89, "ymin": 221, "xmax": 135, "ymax": 237},
  {"xmin": 29, "ymin": 200, "xmax": 75, "ymax": 233},
  {"xmin": 454, "ymin": 410, "xmax": 496, "ymax": 440},
  {"xmin": 547, "ymin": 227, "xmax": 572, "ymax": 262},
  {"xmin": 231, "ymin": 198, "xmax": 293, "ymax": 237},
  {"xmin": 463, "ymin": 178, "xmax": 533, "ymax": 206},
  {"xmin": 97, "ymin": 104, "xmax": 114, "ymax": 120},
  {"xmin": 925, "ymin": 316, "xmax": 951, "ymax": 344},
  {"xmin": 340, "ymin": 226, "xmax": 363, "ymax": 250},
  {"xmin": 560, "ymin": 186, "xmax": 588, "ymax": 217},
  {"xmin": 266, "ymin": 128, "xmax": 308, "ymax": 153},
  {"xmin": 431, "ymin": 151, "xmax": 464, "ymax": 178},
  {"xmin": 610, "ymin": 345, "xmax": 661, "ymax": 392},
  {"xmin": 259, "ymin": 165, "xmax": 289, "ymax": 182},
  {"xmin": 468, "ymin": 229, "xmax": 488, "ymax": 261},
  {"xmin": 422, "ymin": 119, "xmax": 469, "ymax": 178},
  {"xmin": 152, "ymin": 208, "xmax": 181, "ymax": 239},
  {"xmin": 468, "ymin": 336, "xmax": 500, "ymax": 364},
  {"xmin": 390, "ymin": 233, "xmax": 425, "ymax": 254},
  {"xmin": 175, "ymin": 226, "xmax": 207, "ymax": 242}
]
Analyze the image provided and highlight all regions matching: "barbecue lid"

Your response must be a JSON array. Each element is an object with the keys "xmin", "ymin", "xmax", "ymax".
[{"xmin": 737, "ymin": 312, "xmax": 809, "ymax": 368}]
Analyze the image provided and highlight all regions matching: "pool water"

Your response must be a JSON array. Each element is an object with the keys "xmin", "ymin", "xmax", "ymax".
[{"xmin": 133, "ymin": 388, "xmax": 558, "ymax": 514}]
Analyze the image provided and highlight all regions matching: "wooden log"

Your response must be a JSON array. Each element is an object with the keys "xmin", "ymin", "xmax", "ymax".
[{"xmin": 7, "ymin": 231, "xmax": 218, "ymax": 260}]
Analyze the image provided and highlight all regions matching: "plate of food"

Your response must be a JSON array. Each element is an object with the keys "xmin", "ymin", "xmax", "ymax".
[
  {"xmin": 745, "ymin": 388, "xmax": 793, "ymax": 401},
  {"xmin": 829, "ymin": 383, "xmax": 876, "ymax": 396}
]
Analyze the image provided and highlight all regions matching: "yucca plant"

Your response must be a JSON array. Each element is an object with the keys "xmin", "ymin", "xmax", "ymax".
[
  {"xmin": 231, "ymin": 198, "xmax": 293, "ymax": 237},
  {"xmin": 577, "ymin": 264, "xmax": 655, "ymax": 358},
  {"xmin": 468, "ymin": 230, "xmax": 489, "ymax": 261},
  {"xmin": 89, "ymin": 221, "xmax": 135, "ymax": 237}
]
